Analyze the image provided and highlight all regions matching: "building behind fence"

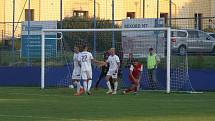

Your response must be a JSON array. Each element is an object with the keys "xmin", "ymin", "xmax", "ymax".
[{"xmin": 0, "ymin": 0, "xmax": 215, "ymax": 66}]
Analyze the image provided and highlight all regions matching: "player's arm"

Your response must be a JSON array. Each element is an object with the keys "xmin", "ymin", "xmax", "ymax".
[
  {"xmin": 98, "ymin": 56, "xmax": 110, "ymax": 67},
  {"xmin": 116, "ymin": 62, "xmax": 120, "ymax": 72},
  {"xmin": 90, "ymin": 53, "xmax": 105, "ymax": 66},
  {"xmin": 115, "ymin": 56, "xmax": 120, "ymax": 71},
  {"xmin": 92, "ymin": 59, "xmax": 106, "ymax": 68},
  {"xmin": 138, "ymin": 64, "xmax": 143, "ymax": 82},
  {"xmin": 129, "ymin": 65, "xmax": 138, "ymax": 82},
  {"xmin": 91, "ymin": 56, "xmax": 105, "ymax": 65},
  {"xmin": 129, "ymin": 65, "xmax": 135, "ymax": 79},
  {"xmin": 92, "ymin": 59, "xmax": 103, "ymax": 64},
  {"xmin": 156, "ymin": 55, "xmax": 160, "ymax": 65},
  {"xmin": 77, "ymin": 54, "xmax": 82, "ymax": 67}
]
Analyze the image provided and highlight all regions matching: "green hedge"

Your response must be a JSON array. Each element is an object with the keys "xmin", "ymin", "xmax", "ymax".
[{"xmin": 60, "ymin": 17, "xmax": 122, "ymax": 52}]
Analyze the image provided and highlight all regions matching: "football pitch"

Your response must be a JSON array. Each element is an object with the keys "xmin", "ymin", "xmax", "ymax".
[{"xmin": 0, "ymin": 87, "xmax": 215, "ymax": 121}]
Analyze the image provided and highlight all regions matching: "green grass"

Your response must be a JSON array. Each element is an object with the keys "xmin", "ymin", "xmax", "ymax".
[
  {"xmin": 188, "ymin": 55, "xmax": 215, "ymax": 69},
  {"xmin": 0, "ymin": 87, "xmax": 215, "ymax": 121}
]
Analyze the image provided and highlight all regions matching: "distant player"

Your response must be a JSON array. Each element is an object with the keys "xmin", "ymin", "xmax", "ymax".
[
  {"xmin": 72, "ymin": 46, "xmax": 84, "ymax": 96},
  {"xmin": 104, "ymin": 48, "xmax": 120, "ymax": 95},
  {"xmin": 123, "ymin": 59, "xmax": 143, "ymax": 94},
  {"xmin": 78, "ymin": 44, "xmax": 101, "ymax": 95}
]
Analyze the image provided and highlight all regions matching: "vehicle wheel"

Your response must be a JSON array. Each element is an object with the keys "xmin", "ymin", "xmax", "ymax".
[{"xmin": 178, "ymin": 46, "xmax": 187, "ymax": 56}]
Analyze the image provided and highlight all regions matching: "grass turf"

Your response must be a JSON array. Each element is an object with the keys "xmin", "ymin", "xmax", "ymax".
[{"xmin": 0, "ymin": 87, "xmax": 214, "ymax": 121}]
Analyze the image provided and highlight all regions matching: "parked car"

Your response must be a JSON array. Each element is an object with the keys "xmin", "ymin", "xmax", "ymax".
[
  {"xmin": 167, "ymin": 29, "xmax": 215, "ymax": 55},
  {"xmin": 186, "ymin": 29, "xmax": 215, "ymax": 54},
  {"xmin": 170, "ymin": 29, "xmax": 188, "ymax": 55}
]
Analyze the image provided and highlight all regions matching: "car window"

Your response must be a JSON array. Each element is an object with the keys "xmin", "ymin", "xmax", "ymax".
[
  {"xmin": 165, "ymin": 31, "xmax": 187, "ymax": 38},
  {"xmin": 198, "ymin": 31, "xmax": 208, "ymax": 40},
  {"xmin": 188, "ymin": 31, "xmax": 199, "ymax": 38},
  {"xmin": 209, "ymin": 34, "xmax": 215, "ymax": 38},
  {"xmin": 171, "ymin": 31, "xmax": 177, "ymax": 37},
  {"xmin": 177, "ymin": 31, "xmax": 187, "ymax": 37}
]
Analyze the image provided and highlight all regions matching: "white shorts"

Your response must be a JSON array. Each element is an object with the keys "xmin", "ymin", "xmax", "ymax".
[
  {"xmin": 81, "ymin": 70, "xmax": 92, "ymax": 80},
  {"xmin": 107, "ymin": 69, "xmax": 118, "ymax": 79},
  {"xmin": 72, "ymin": 68, "xmax": 81, "ymax": 80}
]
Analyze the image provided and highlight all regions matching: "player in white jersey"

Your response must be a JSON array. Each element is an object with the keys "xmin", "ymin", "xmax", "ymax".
[
  {"xmin": 104, "ymin": 48, "xmax": 120, "ymax": 95},
  {"xmin": 78, "ymin": 44, "xmax": 101, "ymax": 95},
  {"xmin": 72, "ymin": 46, "xmax": 84, "ymax": 96}
]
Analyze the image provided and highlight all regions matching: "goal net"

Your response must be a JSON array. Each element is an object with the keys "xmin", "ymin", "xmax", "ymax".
[{"xmin": 41, "ymin": 28, "xmax": 195, "ymax": 93}]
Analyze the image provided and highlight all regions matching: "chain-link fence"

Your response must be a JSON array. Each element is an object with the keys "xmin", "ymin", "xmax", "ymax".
[{"xmin": 0, "ymin": 0, "xmax": 215, "ymax": 68}]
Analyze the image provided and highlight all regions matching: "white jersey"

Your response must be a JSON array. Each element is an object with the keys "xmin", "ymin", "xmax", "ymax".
[
  {"xmin": 107, "ymin": 55, "xmax": 120, "ymax": 71},
  {"xmin": 72, "ymin": 52, "xmax": 81, "ymax": 79},
  {"xmin": 73, "ymin": 52, "xmax": 81, "ymax": 70},
  {"xmin": 78, "ymin": 51, "xmax": 94, "ymax": 71}
]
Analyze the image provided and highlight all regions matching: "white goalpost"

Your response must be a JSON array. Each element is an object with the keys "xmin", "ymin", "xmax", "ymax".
[{"xmin": 41, "ymin": 28, "xmax": 193, "ymax": 93}]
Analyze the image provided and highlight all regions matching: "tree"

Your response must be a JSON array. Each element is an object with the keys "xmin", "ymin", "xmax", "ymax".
[{"xmin": 60, "ymin": 16, "xmax": 121, "ymax": 52}]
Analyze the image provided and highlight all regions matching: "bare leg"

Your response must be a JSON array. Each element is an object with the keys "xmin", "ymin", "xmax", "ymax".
[{"xmin": 105, "ymin": 75, "xmax": 113, "ymax": 94}]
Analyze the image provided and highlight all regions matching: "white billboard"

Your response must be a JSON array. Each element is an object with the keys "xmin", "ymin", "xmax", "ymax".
[
  {"xmin": 122, "ymin": 18, "xmax": 165, "ymax": 58},
  {"xmin": 21, "ymin": 21, "xmax": 57, "ymax": 35}
]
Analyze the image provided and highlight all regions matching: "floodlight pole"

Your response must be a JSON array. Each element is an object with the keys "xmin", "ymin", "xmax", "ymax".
[
  {"xmin": 157, "ymin": 0, "xmax": 159, "ymax": 19},
  {"xmin": 27, "ymin": 0, "xmax": 31, "ymax": 66},
  {"xmin": 169, "ymin": 0, "xmax": 172, "ymax": 27},
  {"xmin": 12, "ymin": 0, "xmax": 15, "ymax": 63},
  {"xmin": 93, "ymin": 0, "xmax": 96, "ymax": 56},
  {"xmin": 112, "ymin": 0, "xmax": 115, "ymax": 48},
  {"xmin": 59, "ymin": 0, "xmax": 63, "ymax": 56},
  {"xmin": 155, "ymin": 0, "xmax": 159, "ymax": 53},
  {"xmin": 143, "ymin": 0, "xmax": 145, "ymax": 18},
  {"xmin": 60, "ymin": 0, "xmax": 63, "ymax": 29},
  {"xmin": 1, "ymin": 30, "xmax": 3, "ymax": 44}
]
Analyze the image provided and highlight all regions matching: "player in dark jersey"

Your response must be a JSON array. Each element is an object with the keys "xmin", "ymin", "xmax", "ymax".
[
  {"xmin": 94, "ymin": 50, "xmax": 114, "ymax": 89},
  {"xmin": 125, "ymin": 53, "xmax": 135, "ymax": 68}
]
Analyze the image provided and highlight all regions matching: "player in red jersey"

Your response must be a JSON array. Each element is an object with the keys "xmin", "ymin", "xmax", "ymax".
[{"xmin": 123, "ymin": 59, "xmax": 143, "ymax": 94}]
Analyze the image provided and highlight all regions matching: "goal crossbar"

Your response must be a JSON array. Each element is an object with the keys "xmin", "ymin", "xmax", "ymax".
[
  {"xmin": 41, "ymin": 28, "xmax": 171, "ymax": 93},
  {"xmin": 42, "ymin": 28, "xmax": 170, "ymax": 32}
]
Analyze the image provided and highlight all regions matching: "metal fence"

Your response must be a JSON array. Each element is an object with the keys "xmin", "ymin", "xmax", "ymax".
[{"xmin": 0, "ymin": 0, "xmax": 215, "ymax": 67}]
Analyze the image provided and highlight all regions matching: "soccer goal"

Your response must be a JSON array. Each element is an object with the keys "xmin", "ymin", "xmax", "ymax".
[{"xmin": 41, "ymin": 28, "xmax": 195, "ymax": 93}]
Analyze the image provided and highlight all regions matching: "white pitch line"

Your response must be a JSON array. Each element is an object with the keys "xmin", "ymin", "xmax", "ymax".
[
  {"xmin": 0, "ymin": 114, "xmax": 104, "ymax": 121},
  {"xmin": 0, "ymin": 99, "xmax": 28, "ymax": 101},
  {"xmin": 7, "ymin": 92, "xmax": 117, "ymax": 100},
  {"xmin": 7, "ymin": 92, "xmax": 71, "ymax": 97},
  {"xmin": 0, "ymin": 114, "xmax": 65, "ymax": 120}
]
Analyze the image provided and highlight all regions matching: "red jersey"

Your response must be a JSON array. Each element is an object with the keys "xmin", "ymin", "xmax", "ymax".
[{"xmin": 129, "ymin": 63, "xmax": 143, "ymax": 80}]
